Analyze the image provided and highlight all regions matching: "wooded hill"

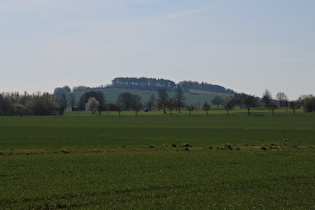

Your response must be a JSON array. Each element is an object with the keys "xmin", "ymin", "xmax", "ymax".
[
  {"xmin": 68, "ymin": 77, "xmax": 236, "ymax": 105},
  {"xmin": 73, "ymin": 77, "xmax": 236, "ymax": 94}
]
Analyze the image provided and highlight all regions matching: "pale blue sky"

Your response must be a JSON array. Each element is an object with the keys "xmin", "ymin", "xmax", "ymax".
[{"xmin": 1, "ymin": 0, "xmax": 314, "ymax": 100}]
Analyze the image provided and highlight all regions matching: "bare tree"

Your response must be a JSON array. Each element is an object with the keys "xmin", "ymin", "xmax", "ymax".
[
  {"xmin": 174, "ymin": 86, "xmax": 185, "ymax": 113},
  {"xmin": 98, "ymin": 102, "xmax": 106, "ymax": 116},
  {"xmin": 203, "ymin": 101, "xmax": 211, "ymax": 116},
  {"xmin": 290, "ymin": 101, "xmax": 300, "ymax": 115},
  {"xmin": 276, "ymin": 92, "xmax": 288, "ymax": 107},
  {"xmin": 234, "ymin": 93, "xmax": 246, "ymax": 109},
  {"xmin": 211, "ymin": 95, "xmax": 223, "ymax": 108},
  {"xmin": 186, "ymin": 105, "xmax": 194, "ymax": 116},
  {"xmin": 261, "ymin": 89, "xmax": 272, "ymax": 108},
  {"xmin": 117, "ymin": 92, "xmax": 133, "ymax": 110},
  {"xmin": 148, "ymin": 94, "xmax": 156, "ymax": 111},
  {"xmin": 223, "ymin": 96, "xmax": 236, "ymax": 115},
  {"xmin": 116, "ymin": 100, "xmax": 123, "ymax": 116},
  {"xmin": 243, "ymin": 95, "xmax": 258, "ymax": 116},
  {"xmin": 131, "ymin": 94, "xmax": 142, "ymax": 116},
  {"xmin": 268, "ymin": 101, "xmax": 278, "ymax": 115},
  {"xmin": 195, "ymin": 101, "xmax": 201, "ymax": 115},
  {"xmin": 106, "ymin": 103, "xmax": 111, "ymax": 116},
  {"xmin": 68, "ymin": 93, "xmax": 76, "ymax": 110},
  {"xmin": 158, "ymin": 88, "xmax": 169, "ymax": 114},
  {"xmin": 167, "ymin": 98, "xmax": 177, "ymax": 116},
  {"xmin": 134, "ymin": 103, "xmax": 142, "ymax": 116},
  {"xmin": 85, "ymin": 97, "xmax": 99, "ymax": 114},
  {"xmin": 117, "ymin": 92, "xmax": 141, "ymax": 111},
  {"xmin": 283, "ymin": 99, "xmax": 289, "ymax": 112},
  {"xmin": 58, "ymin": 94, "xmax": 68, "ymax": 115}
]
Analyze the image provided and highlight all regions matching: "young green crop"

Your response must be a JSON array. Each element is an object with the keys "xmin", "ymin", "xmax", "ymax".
[
  {"xmin": 0, "ymin": 149, "xmax": 314, "ymax": 209},
  {"xmin": 0, "ymin": 113, "xmax": 314, "ymax": 209},
  {"xmin": 0, "ymin": 114, "xmax": 314, "ymax": 149}
]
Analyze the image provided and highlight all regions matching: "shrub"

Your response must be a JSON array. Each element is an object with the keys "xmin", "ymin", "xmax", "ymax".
[
  {"xmin": 224, "ymin": 144, "xmax": 233, "ymax": 150},
  {"xmin": 181, "ymin": 143, "xmax": 193, "ymax": 147},
  {"xmin": 304, "ymin": 97, "xmax": 315, "ymax": 112}
]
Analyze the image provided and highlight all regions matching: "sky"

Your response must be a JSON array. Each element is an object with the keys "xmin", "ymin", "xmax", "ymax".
[{"xmin": 1, "ymin": 0, "xmax": 314, "ymax": 100}]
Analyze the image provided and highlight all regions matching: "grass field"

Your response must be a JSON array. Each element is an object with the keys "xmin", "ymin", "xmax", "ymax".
[{"xmin": 0, "ymin": 110, "xmax": 314, "ymax": 208}]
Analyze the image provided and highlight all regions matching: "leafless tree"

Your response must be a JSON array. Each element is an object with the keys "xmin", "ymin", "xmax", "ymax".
[
  {"xmin": 290, "ymin": 101, "xmax": 300, "ymax": 115},
  {"xmin": 203, "ymin": 101, "xmax": 211, "ymax": 116},
  {"xmin": 167, "ymin": 99, "xmax": 177, "ymax": 116},
  {"xmin": 134, "ymin": 103, "xmax": 142, "ymax": 116},
  {"xmin": 276, "ymin": 92, "xmax": 288, "ymax": 107},
  {"xmin": 268, "ymin": 101, "xmax": 278, "ymax": 115},
  {"xmin": 211, "ymin": 95, "xmax": 223, "ymax": 108},
  {"xmin": 243, "ymin": 95, "xmax": 258, "ymax": 116},
  {"xmin": 148, "ymin": 94, "xmax": 156, "ymax": 111},
  {"xmin": 223, "ymin": 96, "xmax": 236, "ymax": 115},
  {"xmin": 261, "ymin": 89, "xmax": 272, "ymax": 108},
  {"xmin": 234, "ymin": 93, "xmax": 246, "ymax": 109},
  {"xmin": 158, "ymin": 88, "xmax": 169, "ymax": 114},
  {"xmin": 174, "ymin": 86, "xmax": 185, "ymax": 113},
  {"xmin": 186, "ymin": 105, "xmax": 194, "ymax": 116},
  {"xmin": 68, "ymin": 93, "xmax": 76, "ymax": 110}
]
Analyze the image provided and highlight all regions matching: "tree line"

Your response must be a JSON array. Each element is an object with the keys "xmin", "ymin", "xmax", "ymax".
[
  {"xmin": 178, "ymin": 81, "xmax": 235, "ymax": 94},
  {"xmin": 77, "ymin": 88, "xmax": 315, "ymax": 116},
  {"xmin": 0, "ymin": 92, "xmax": 66, "ymax": 116},
  {"xmin": 1, "ymin": 87, "xmax": 314, "ymax": 116}
]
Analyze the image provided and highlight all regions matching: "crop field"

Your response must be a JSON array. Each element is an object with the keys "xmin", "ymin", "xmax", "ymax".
[{"xmin": 0, "ymin": 110, "xmax": 314, "ymax": 209}]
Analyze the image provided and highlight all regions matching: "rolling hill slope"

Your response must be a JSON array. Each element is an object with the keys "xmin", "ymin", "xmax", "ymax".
[{"xmin": 73, "ymin": 88, "xmax": 232, "ymax": 105}]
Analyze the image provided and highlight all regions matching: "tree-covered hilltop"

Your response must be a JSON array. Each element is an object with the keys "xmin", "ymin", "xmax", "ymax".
[
  {"xmin": 110, "ymin": 77, "xmax": 177, "ymax": 91},
  {"xmin": 72, "ymin": 77, "xmax": 236, "ymax": 94},
  {"xmin": 178, "ymin": 80, "xmax": 235, "ymax": 94}
]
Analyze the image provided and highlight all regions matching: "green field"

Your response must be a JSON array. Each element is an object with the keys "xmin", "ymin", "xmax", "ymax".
[{"xmin": 0, "ymin": 111, "xmax": 314, "ymax": 208}]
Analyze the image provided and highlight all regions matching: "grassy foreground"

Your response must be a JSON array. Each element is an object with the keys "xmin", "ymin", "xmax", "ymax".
[
  {"xmin": 1, "ymin": 149, "xmax": 314, "ymax": 209},
  {"xmin": 0, "ymin": 112, "xmax": 314, "ymax": 209}
]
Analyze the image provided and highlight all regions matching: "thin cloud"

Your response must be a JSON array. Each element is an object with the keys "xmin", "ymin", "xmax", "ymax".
[
  {"xmin": 122, "ymin": 4, "xmax": 229, "ymax": 26},
  {"xmin": 163, "ymin": 6, "xmax": 220, "ymax": 20}
]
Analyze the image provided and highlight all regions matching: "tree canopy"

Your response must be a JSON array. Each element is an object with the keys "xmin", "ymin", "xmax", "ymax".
[
  {"xmin": 71, "ymin": 77, "xmax": 236, "ymax": 95},
  {"xmin": 79, "ymin": 91, "xmax": 105, "ymax": 110}
]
